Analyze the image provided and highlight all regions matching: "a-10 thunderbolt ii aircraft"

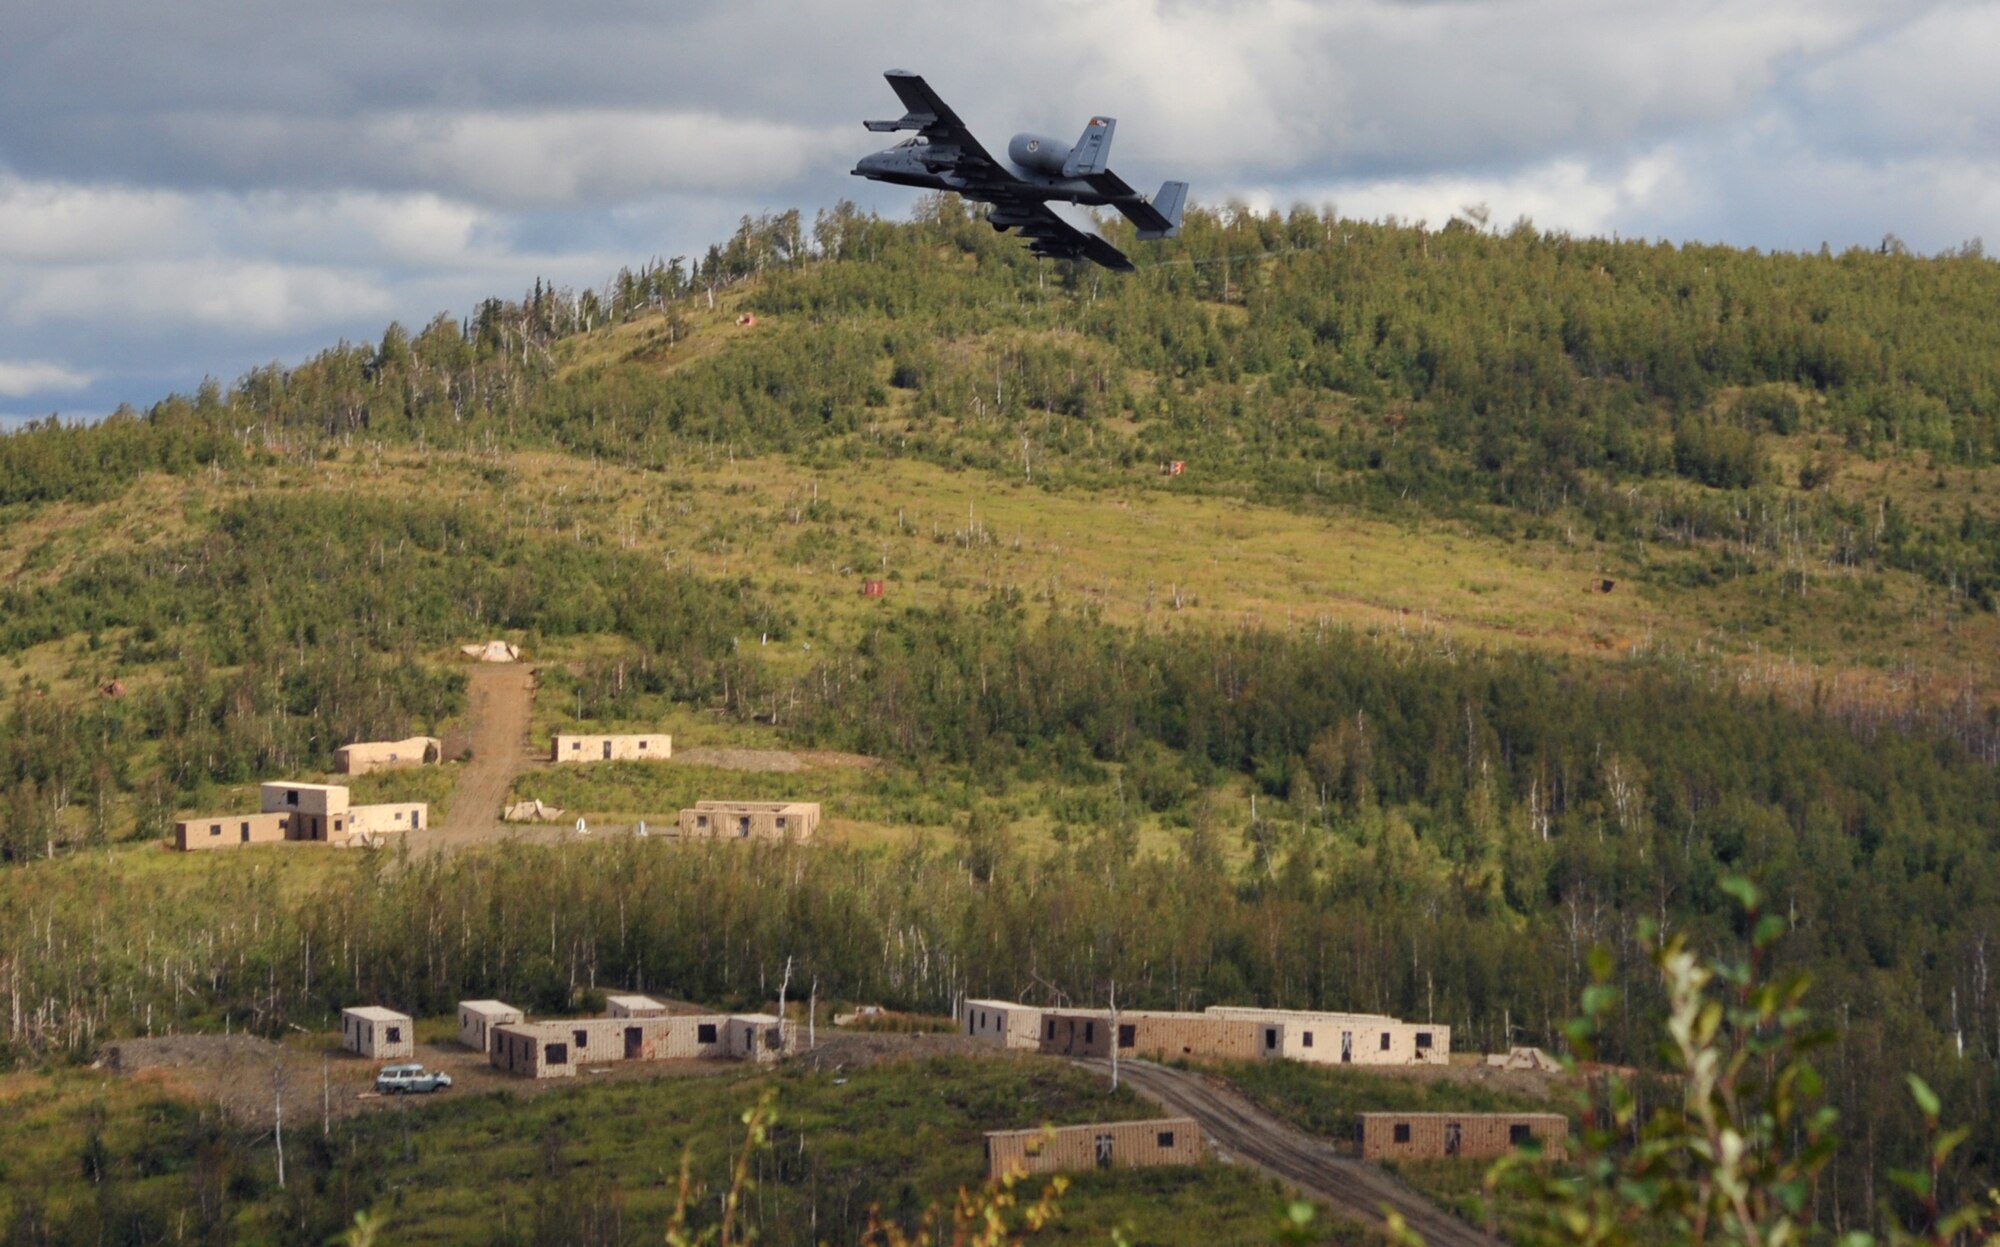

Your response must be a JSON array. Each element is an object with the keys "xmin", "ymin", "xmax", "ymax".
[{"xmin": 852, "ymin": 70, "xmax": 1188, "ymax": 271}]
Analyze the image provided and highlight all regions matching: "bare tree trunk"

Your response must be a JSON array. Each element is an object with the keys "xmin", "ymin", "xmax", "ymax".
[{"xmin": 273, "ymin": 1062, "xmax": 286, "ymax": 1190}]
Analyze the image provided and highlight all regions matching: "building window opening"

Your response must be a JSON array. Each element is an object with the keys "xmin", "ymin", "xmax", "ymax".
[
  {"xmin": 385, "ymin": 1026, "xmax": 401, "ymax": 1043},
  {"xmin": 545, "ymin": 1042, "xmax": 567, "ymax": 1064},
  {"xmin": 1381, "ymin": 1033, "xmax": 1391, "ymax": 1050},
  {"xmin": 1303, "ymin": 1031, "xmax": 1314, "ymax": 1048},
  {"xmin": 1156, "ymin": 1130, "xmax": 1175, "ymax": 1148},
  {"xmin": 698, "ymin": 1023, "xmax": 718, "ymax": 1043},
  {"xmin": 1393, "ymin": 1123, "xmax": 1411, "ymax": 1144},
  {"xmin": 210, "ymin": 824, "xmax": 222, "ymax": 836},
  {"xmin": 1510, "ymin": 1123, "xmax": 1532, "ymax": 1145},
  {"xmin": 1416, "ymin": 1032, "xmax": 1434, "ymax": 1050},
  {"xmin": 287, "ymin": 790, "xmax": 299, "ymax": 806},
  {"xmin": 574, "ymin": 1029, "xmax": 588, "ymax": 1050},
  {"xmin": 1118, "ymin": 1023, "xmax": 1136, "ymax": 1049}
]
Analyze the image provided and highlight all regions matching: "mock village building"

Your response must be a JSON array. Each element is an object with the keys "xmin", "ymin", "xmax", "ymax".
[
  {"xmin": 1038, "ymin": 1009, "xmax": 1263, "ymax": 1062},
  {"xmin": 1358, "ymin": 1112, "xmax": 1568, "ymax": 1162},
  {"xmin": 341, "ymin": 1006, "xmax": 414, "ymax": 1059},
  {"xmin": 984, "ymin": 1119, "xmax": 1204, "ymax": 1179},
  {"xmin": 335, "ymin": 736, "xmax": 440, "ymax": 776},
  {"xmin": 676, "ymin": 801, "xmax": 820, "ymax": 842},
  {"xmin": 963, "ymin": 999, "xmax": 1045, "ymax": 1049},
  {"xmin": 487, "ymin": 1010, "xmax": 793, "ymax": 1079},
  {"xmin": 606, "ymin": 994, "xmax": 671, "ymax": 1018},
  {"xmin": 457, "ymin": 1000, "xmax": 524, "ymax": 1054},
  {"xmin": 1205, "ymin": 1006, "xmax": 1453, "ymax": 1066},
  {"xmin": 174, "ymin": 812, "xmax": 291, "ymax": 851},
  {"xmin": 261, "ymin": 782, "xmax": 350, "ymax": 843},
  {"xmin": 551, "ymin": 733, "xmax": 671, "ymax": 763}
]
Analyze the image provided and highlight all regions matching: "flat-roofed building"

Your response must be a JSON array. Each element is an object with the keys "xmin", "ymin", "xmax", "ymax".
[
  {"xmin": 261, "ymin": 782, "xmax": 351, "ymax": 843},
  {"xmin": 348, "ymin": 802, "xmax": 427, "ymax": 842},
  {"xmin": 725, "ymin": 1014, "xmax": 793, "ymax": 1062},
  {"xmin": 173, "ymin": 812, "xmax": 291, "ymax": 851},
  {"xmin": 963, "ymin": 999, "xmax": 1044, "ymax": 1049},
  {"xmin": 335, "ymin": 737, "xmax": 440, "ymax": 776},
  {"xmin": 985, "ymin": 1118, "xmax": 1203, "ymax": 1179},
  {"xmin": 341, "ymin": 1006, "xmax": 414, "ymax": 1059},
  {"xmin": 457, "ymin": 1000, "xmax": 523, "ymax": 1053},
  {"xmin": 1038, "ymin": 1009, "xmax": 1262, "ymax": 1061},
  {"xmin": 1358, "ymin": 1112, "xmax": 1568, "ymax": 1162},
  {"xmin": 677, "ymin": 801, "xmax": 820, "ymax": 842},
  {"xmin": 551, "ymin": 733, "xmax": 671, "ymax": 763},
  {"xmin": 606, "ymin": 994, "xmax": 670, "ymax": 1018},
  {"xmin": 1206, "ymin": 1007, "xmax": 1452, "ymax": 1066}
]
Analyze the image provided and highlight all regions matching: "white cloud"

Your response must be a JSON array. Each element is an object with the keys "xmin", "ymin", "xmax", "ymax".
[
  {"xmin": 0, "ymin": 360, "xmax": 95, "ymax": 398},
  {"xmin": 0, "ymin": 176, "xmax": 194, "ymax": 262}
]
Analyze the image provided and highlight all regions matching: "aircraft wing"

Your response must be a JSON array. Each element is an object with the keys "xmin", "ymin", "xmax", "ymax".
[
  {"xmin": 1000, "ymin": 200, "xmax": 1135, "ymax": 272},
  {"xmin": 867, "ymin": 70, "xmax": 1009, "ymax": 178}
]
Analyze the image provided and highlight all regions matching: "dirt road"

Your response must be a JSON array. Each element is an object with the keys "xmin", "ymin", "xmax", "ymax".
[
  {"xmin": 433, "ymin": 664, "xmax": 540, "ymax": 844},
  {"xmin": 1082, "ymin": 1058, "xmax": 1502, "ymax": 1247}
]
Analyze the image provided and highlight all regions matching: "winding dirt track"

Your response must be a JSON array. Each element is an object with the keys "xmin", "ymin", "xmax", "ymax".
[{"xmin": 1080, "ymin": 1058, "xmax": 1501, "ymax": 1247}]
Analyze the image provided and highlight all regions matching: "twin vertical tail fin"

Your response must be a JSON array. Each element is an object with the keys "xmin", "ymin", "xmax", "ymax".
[
  {"xmin": 1135, "ymin": 180, "xmax": 1188, "ymax": 240},
  {"xmin": 1062, "ymin": 117, "xmax": 1116, "ymax": 177}
]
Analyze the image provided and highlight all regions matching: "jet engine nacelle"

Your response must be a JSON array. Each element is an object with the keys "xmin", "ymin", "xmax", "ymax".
[{"xmin": 1008, "ymin": 133, "xmax": 1071, "ymax": 177}]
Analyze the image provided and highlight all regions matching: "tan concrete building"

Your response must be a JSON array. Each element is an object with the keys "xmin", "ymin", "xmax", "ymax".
[
  {"xmin": 1358, "ymin": 1113, "xmax": 1568, "ymax": 1162},
  {"xmin": 173, "ymin": 812, "xmax": 291, "ymax": 851},
  {"xmin": 1039, "ymin": 1010, "xmax": 1262, "ymax": 1062},
  {"xmin": 487, "ymin": 1011, "xmax": 790, "ymax": 1078},
  {"xmin": 348, "ymin": 802, "xmax": 428, "ymax": 841},
  {"xmin": 261, "ymin": 782, "xmax": 351, "ymax": 842},
  {"xmin": 457, "ymin": 1000, "xmax": 524, "ymax": 1053},
  {"xmin": 676, "ymin": 801, "xmax": 820, "ymax": 842},
  {"xmin": 985, "ymin": 1118, "xmax": 1203, "ymax": 1179},
  {"xmin": 552, "ymin": 733, "xmax": 671, "ymax": 763},
  {"xmin": 335, "ymin": 736, "xmax": 440, "ymax": 776},
  {"xmin": 1206, "ymin": 1007, "xmax": 1452, "ymax": 1066},
  {"xmin": 341, "ymin": 1006, "xmax": 414, "ymax": 1059},
  {"xmin": 964, "ymin": 999, "xmax": 1045, "ymax": 1049}
]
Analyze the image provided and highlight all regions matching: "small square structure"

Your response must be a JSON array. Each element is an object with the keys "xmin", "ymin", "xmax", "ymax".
[
  {"xmin": 606, "ymin": 994, "xmax": 670, "ymax": 1018},
  {"xmin": 985, "ymin": 1118, "xmax": 1203, "ymax": 1178},
  {"xmin": 677, "ymin": 801, "xmax": 820, "ymax": 842},
  {"xmin": 963, "ymin": 999, "xmax": 1044, "ymax": 1049},
  {"xmin": 552, "ymin": 733, "xmax": 671, "ymax": 763},
  {"xmin": 348, "ymin": 802, "xmax": 428, "ymax": 842},
  {"xmin": 1358, "ymin": 1113, "xmax": 1568, "ymax": 1162},
  {"xmin": 726, "ymin": 1014, "xmax": 793, "ymax": 1062},
  {"xmin": 457, "ymin": 1000, "xmax": 523, "ymax": 1053},
  {"xmin": 342, "ymin": 1006, "xmax": 414, "ymax": 1059}
]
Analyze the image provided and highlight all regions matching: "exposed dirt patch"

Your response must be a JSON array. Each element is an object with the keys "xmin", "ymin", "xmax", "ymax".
[
  {"xmin": 1362, "ymin": 1060, "xmax": 1566, "ymax": 1102},
  {"xmin": 431, "ymin": 663, "xmax": 543, "ymax": 845}
]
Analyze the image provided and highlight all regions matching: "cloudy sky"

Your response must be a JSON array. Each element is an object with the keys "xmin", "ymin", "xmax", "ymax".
[{"xmin": 3, "ymin": 0, "xmax": 1996, "ymax": 425}]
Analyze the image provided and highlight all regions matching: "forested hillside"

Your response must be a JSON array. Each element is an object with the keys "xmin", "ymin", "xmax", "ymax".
[{"xmin": 3, "ymin": 200, "xmax": 2000, "ymax": 1236}]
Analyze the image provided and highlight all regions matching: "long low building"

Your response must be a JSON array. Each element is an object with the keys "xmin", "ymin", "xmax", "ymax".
[
  {"xmin": 985, "ymin": 1118, "xmax": 1203, "ymax": 1178},
  {"xmin": 487, "ymin": 1010, "xmax": 794, "ymax": 1078},
  {"xmin": 677, "ymin": 801, "xmax": 819, "ymax": 842},
  {"xmin": 552, "ymin": 733, "xmax": 671, "ymax": 763},
  {"xmin": 1358, "ymin": 1112, "xmax": 1568, "ymax": 1162},
  {"xmin": 1204, "ymin": 1007, "xmax": 1452, "ymax": 1066},
  {"xmin": 964, "ymin": 999, "xmax": 1451, "ymax": 1068},
  {"xmin": 174, "ymin": 782, "xmax": 427, "ymax": 850},
  {"xmin": 1040, "ymin": 1010, "xmax": 1263, "ymax": 1062}
]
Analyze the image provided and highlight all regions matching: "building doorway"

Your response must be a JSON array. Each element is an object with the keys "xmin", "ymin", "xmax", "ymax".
[
  {"xmin": 1445, "ymin": 1123, "xmax": 1462, "ymax": 1156},
  {"xmin": 625, "ymin": 1027, "xmax": 643, "ymax": 1059},
  {"xmin": 1341, "ymin": 1031, "xmax": 1353, "ymax": 1063},
  {"xmin": 1095, "ymin": 1134, "xmax": 1114, "ymax": 1168},
  {"xmin": 603, "ymin": 740, "xmax": 612, "ymax": 759}
]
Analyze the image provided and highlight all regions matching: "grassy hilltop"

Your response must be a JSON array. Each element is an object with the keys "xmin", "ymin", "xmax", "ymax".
[{"xmin": 3, "ymin": 201, "xmax": 2000, "ymax": 1238}]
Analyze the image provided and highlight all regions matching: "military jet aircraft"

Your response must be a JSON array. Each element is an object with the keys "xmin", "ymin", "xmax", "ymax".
[{"xmin": 853, "ymin": 70, "xmax": 1188, "ymax": 272}]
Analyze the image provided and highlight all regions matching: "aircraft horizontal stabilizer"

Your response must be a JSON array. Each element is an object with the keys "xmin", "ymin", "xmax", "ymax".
[{"xmin": 1135, "ymin": 180, "xmax": 1188, "ymax": 240}]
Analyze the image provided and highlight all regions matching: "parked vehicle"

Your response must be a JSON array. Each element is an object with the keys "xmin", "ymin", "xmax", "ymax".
[{"xmin": 375, "ymin": 1063, "xmax": 453, "ymax": 1094}]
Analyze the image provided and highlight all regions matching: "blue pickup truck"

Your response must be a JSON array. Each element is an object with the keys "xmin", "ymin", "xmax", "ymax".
[{"xmin": 374, "ymin": 1063, "xmax": 453, "ymax": 1094}]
